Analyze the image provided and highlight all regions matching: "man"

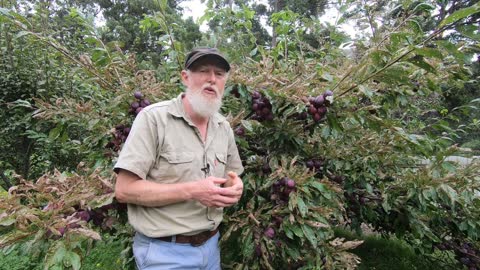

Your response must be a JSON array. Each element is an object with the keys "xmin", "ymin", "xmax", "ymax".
[{"xmin": 114, "ymin": 47, "xmax": 244, "ymax": 270}]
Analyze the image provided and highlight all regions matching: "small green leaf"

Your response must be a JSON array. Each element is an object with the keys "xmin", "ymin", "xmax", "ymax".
[
  {"xmin": 15, "ymin": 31, "xmax": 30, "ymax": 39},
  {"xmin": 439, "ymin": 3, "xmax": 480, "ymax": 27},
  {"xmin": 309, "ymin": 182, "xmax": 326, "ymax": 193},
  {"xmin": 241, "ymin": 231, "xmax": 254, "ymax": 258},
  {"xmin": 408, "ymin": 55, "xmax": 437, "ymax": 74},
  {"xmin": 321, "ymin": 73, "xmax": 333, "ymax": 82},
  {"xmin": 438, "ymin": 184, "xmax": 458, "ymax": 205},
  {"xmin": 297, "ymin": 197, "xmax": 308, "ymax": 217},
  {"xmin": 441, "ymin": 161, "xmax": 457, "ymax": 173},
  {"xmin": 301, "ymin": 224, "xmax": 317, "ymax": 247},
  {"xmin": 291, "ymin": 226, "xmax": 304, "ymax": 238},
  {"xmin": 0, "ymin": 217, "xmax": 16, "ymax": 226},
  {"xmin": 414, "ymin": 47, "xmax": 443, "ymax": 59}
]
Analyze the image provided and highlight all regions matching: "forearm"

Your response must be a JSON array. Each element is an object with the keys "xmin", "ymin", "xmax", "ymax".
[{"xmin": 115, "ymin": 170, "xmax": 195, "ymax": 207}]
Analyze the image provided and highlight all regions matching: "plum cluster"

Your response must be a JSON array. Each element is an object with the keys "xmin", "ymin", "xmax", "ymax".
[
  {"xmin": 128, "ymin": 91, "xmax": 151, "ymax": 116},
  {"xmin": 436, "ymin": 240, "xmax": 479, "ymax": 269},
  {"xmin": 105, "ymin": 124, "xmax": 131, "ymax": 152},
  {"xmin": 270, "ymin": 177, "xmax": 296, "ymax": 204},
  {"xmin": 305, "ymin": 158, "xmax": 325, "ymax": 172},
  {"xmin": 251, "ymin": 90, "xmax": 274, "ymax": 121},
  {"xmin": 306, "ymin": 90, "xmax": 333, "ymax": 122}
]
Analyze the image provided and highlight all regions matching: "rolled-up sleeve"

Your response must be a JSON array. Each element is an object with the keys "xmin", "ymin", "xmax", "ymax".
[
  {"xmin": 225, "ymin": 126, "xmax": 244, "ymax": 176},
  {"xmin": 114, "ymin": 110, "xmax": 160, "ymax": 180}
]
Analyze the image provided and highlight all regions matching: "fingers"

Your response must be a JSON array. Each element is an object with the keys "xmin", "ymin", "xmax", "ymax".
[
  {"xmin": 227, "ymin": 171, "xmax": 238, "ymax": 179},
  {"xmin": 210, "ymin": 177, "xmax": 228, "ymax": 185}
]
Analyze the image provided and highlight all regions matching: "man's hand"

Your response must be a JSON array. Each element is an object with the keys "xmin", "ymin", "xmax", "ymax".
[
  {"xmin": 223, "ymin": 171, "xmax": 243, "ymax": 204},
  {"xmin": 192, "ymin": 176, "xmax": 241, "ymax": 207}
]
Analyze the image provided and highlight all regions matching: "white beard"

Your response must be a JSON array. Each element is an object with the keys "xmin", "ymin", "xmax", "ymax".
[{"xmin": 186, "ymin": 86, "xmax": 222, "ymax": 118}]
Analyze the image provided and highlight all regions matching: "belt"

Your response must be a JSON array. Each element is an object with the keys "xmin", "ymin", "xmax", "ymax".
[{"xmin": 156, "ymin": 228, "xmax": 219, "ymax": 247}]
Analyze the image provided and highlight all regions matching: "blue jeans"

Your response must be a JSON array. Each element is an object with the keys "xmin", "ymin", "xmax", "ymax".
[{"xmin": 133, "ymin": 231, "xmax": 221, "ymax": 270}]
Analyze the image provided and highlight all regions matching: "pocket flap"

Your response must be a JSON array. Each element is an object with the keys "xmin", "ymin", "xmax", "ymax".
[
  {"xmin": 215, "ymin": 153, "xmax": 226, "ymax": 164},
  {"xmin": 161, "ymin": 152, "xmax": 194, "ymax": 164}
]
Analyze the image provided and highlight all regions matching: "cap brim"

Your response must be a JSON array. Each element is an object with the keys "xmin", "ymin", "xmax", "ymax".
[{"xmin": 186, "ymin": 53, "xmax": 230, "ymax": 72}]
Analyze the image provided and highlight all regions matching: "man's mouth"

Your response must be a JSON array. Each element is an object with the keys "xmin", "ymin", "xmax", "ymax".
[{"xmin": 203, "ymin": 86, "xmax": 217, "ymax": 96}]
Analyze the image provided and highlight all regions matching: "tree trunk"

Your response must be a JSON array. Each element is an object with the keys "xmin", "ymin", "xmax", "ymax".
[
  {"xmin": 22, "ymin": 136, "xmax": 34, "ymax": 180},
  {"xmin": 0, "ymin": 170, "xmax": 12, "ymax": 191},
  {"xmin": 271, "ymin": 0, "xmax": 279, "ymax": 48}
]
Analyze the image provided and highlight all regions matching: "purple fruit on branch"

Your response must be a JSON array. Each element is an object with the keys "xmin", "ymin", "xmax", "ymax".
[
  {"xmin": 134, "ymin": 91, "xmax": 143, "ymax": 99},
  {"xmin": 234, "ymin": 126, "xmax": 245, "ymax": 136},
  {"xmin": 306, "ymin": 160, "xmax": 314, "ymax": 169},
  {"xmin": 255, "ymin": 244, "xmax": 262, "ymax": 256},
  {"xmin": 317, "ymin": 106, "xmax": 327, "ymax": 115},
  {"xmin": 264, "ymin": 227, "xmax": 275, "ymax": 239},
  {"xmin": 286, "ymin": 179, "xmax": 295, "ymax": 188},
  {"xmin": 75, "ymin": 210, "xmax": 91, "ymax": 222},
  {"xmin": 131, "ymin": 101, "xmax": 140, "ymax": 109},
  {"xmin": 283, "ymin": 188, "xmax": 294, "ymax": 196},
  {"xmin": 323, "ymin": 90, "xmax": 334, "ymax": 105},
  {"xmin": 314, "ymin": 95, "xmax": 325, "ymax": 107}
]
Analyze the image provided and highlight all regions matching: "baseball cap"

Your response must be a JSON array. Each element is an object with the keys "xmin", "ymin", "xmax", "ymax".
[{"xmin": 184, "ymin": 47, "xmax": 231, "ymax": 72}]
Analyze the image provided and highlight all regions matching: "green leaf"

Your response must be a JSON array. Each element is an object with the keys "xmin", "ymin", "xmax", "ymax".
[
  {"xmin": 297, "ymin": 197, "xmax": 308, "ymax": 217},
  {"xmin": 438, "ymin": 184, "xmax": 458, "ymax": 205},
  {"xmin": 411, "ymin": 3, "xmax": 435, "ymax": 13},
  {"xmin": 301, "ymin": 224, "xmax": 317, "ymax": 247},
  {"xmin": 321, "ymin": 73, "xmax": 333, "ymax": 82},
  {"xmin": 408, "ymin": 55, "xmax": 437, "ymax": 74},
  {"xmin": 414, "ymin": 47, "xmax": 443, "ymax": 59},
  {"xmin": 45, "ymin": 241, "xmax": 67, "ymax": 270},
  {"xmin": 309, "ymin": 182, "xmax": 326, "ymax": 193},
  {"xmin": 0, "ymin": 217, "xmax": 15, "ymax": 226},
  {"xmin": 241, "ymin": 120, "xmax": 253, "ymax": 132},
  {"xmin": 0, "ymin": 7, "xmax": 11, "ymax": 16},
  {"xmin": 14, "ymin": 31, "xmax": 30, "ymax": 39},
  {"xmin": 241, "ymin": 230, "xmax": 254, "ymax": 258},
  {"xmin": 64, "ymin": 251, "xmax": 81, "ymax": 270},
  {"xmin": 441, "ymin": 161, "xmax": 457, "ymax": 173},
  {"xmin": 291, "ymin": 225, "xmax": 304, "ymax": 238},
  {"xmin": 439, "ymin": 3, "xmax": 480, "ymax": 27},
  {"xmin": 49, "ymin": 125, "xmax": 63, "ymax": 140}
]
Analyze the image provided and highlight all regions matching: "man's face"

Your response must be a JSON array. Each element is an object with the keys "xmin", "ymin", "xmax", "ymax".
[
  {"xmin": 181, "ymin": 57, "xmax": 229, "ymax": 118},
  {"xmin": 181, "ymin": 57, "xmax": 228, "ymax": 100}
]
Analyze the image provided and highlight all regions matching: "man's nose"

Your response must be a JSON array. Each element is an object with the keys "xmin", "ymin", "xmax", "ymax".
[{"xmin": 206, "ymin": 70, "xmax": 216, "ymax": 83}]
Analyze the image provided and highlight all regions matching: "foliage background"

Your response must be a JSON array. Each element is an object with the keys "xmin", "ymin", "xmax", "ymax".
[{"xmin": 0, "ymin": 0, "xmax": 479, "ymax": 269}]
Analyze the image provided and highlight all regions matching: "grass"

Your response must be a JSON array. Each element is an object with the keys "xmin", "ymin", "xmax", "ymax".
[
  {"xmin": 335, "ymin": 228, "xmax": 450, "ymax": 270},
  {"xmin": 0, "ymin": 239, "xmax": 124, "ymax": 270}
]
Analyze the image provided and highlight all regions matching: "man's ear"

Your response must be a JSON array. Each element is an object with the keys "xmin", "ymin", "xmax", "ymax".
[{"xmin": 180, "ymin": 70, "xmax": 189, "ymax": 86}]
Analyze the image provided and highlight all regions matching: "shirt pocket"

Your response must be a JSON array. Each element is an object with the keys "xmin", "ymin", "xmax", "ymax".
[
  {"xmin": 213, "ymin": 153, "xmax": 227, "ymax": 177},
  {"xmin": 151, "ymin": 152, "xmax": 195, "ymax": 182}
]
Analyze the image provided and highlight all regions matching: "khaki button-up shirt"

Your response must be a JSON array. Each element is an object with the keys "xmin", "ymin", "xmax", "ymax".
[{"xmin": 114, "ymin": 94, "xmax": 244, "ymax": 237}]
